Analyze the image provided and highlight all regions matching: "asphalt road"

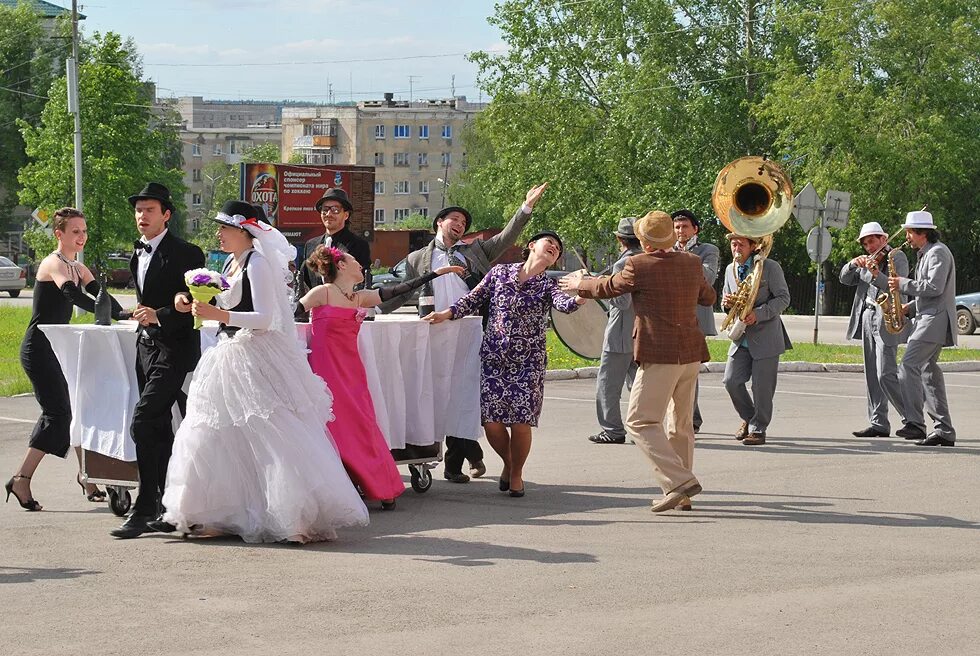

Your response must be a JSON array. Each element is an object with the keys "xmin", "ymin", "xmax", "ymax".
[{"xmin": 1, "ymin": 371, "xmax": 977, "ymax": 655}]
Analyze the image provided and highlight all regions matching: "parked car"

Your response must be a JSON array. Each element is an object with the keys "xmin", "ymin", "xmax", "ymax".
[
  {"xmin": 91, "ymin": 255, "xmax": 134, "ymax": 288},
  {"xmin": 955, "ymin": 291, "xmax": 980, "ymax": 335},
  {"xmin": 0, "ymin": 255, "xmax": 27, "ymax": 297},
  {"xmin": 372, "ymin": 257, "xmax": 407, "ymax": 289}
]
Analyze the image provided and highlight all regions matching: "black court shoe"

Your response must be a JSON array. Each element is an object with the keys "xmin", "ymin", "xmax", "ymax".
[
  {"xmin": 77, "ymin": 474, "xmax": 106, "ymax": 502},
  {"xmin": 5, "ymin": 475, "xmax": 42, "ymax": 511}
]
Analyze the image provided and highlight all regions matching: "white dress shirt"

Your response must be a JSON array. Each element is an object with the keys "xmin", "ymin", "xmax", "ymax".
[
  {"xmin": 430, "ymin": 240, "xmax": 471, "ymax": 311},
  {"xmin": 136, "ymin": 229, "xmax": 168, "ymax": 291}
]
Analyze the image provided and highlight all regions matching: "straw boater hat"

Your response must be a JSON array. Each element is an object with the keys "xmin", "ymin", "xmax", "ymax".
[
  {"xmin": 857, "ymin": 221, "xmax": 887, "ymax": 241},
  {"xmin": 634, "ymin": 210, "xmax": 676, "ymax": 250},
  {"xmin": 902, "ymin": 210, "xmax": 936, "ymax": 230}
]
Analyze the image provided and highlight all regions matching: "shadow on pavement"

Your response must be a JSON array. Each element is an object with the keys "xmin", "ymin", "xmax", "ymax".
[{"xmin": 0, "ymin": 565, "xmax": 101, "ymax": 584}]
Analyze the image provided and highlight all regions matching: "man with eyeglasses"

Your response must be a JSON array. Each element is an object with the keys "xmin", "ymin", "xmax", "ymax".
[{"xmin": 299, "ymin": 188, "xmax": 372, "ymax": 296}]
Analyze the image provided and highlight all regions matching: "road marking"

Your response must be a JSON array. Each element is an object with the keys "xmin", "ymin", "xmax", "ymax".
[{"xmin": 0, "ymin": 415, "xmax": 34, "ymax": 424}]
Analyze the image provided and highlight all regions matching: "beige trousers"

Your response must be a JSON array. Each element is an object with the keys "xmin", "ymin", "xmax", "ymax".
[{"xmin": 626, "ymin": 361, "xmax": 700, "ymax": 495}]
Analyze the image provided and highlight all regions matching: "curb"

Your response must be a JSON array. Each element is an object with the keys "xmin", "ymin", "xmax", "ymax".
[{"xmin": 544, "ymin": 360, "xmax": 980, "ymax": 380}]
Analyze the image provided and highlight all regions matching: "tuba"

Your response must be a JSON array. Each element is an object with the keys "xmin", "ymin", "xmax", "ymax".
[{"xmin": 712, "ymin": 156, "xmax": 794, "ymax": 340}]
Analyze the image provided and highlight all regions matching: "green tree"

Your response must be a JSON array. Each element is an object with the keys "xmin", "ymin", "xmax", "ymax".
[
  {"xmin": 0, "ymin": 3, "xmax": 66, "ymax": 230},
  {"xmin": 17, "ymin": 32, "xmax": 184, "ymax": 268}
]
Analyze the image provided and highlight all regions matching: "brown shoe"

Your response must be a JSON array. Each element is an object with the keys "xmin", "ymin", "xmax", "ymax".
[
  {"xmin": 651, "ymin": 482, "xmax": 702, "ymax": 513},
  {"xmin": 742, "ymin": 432, "xmax": 766, "ymax": 445},
  {"xmin": 468, "ymin": 460, "xmax": 487, "ymax": 478},
  {"xmin": 677, "ymin": 496, "xmax": 692, "ymax": 511},
  {"xmin": 735, "ymin": 421, "xmax": 749, "ymax": 441}
]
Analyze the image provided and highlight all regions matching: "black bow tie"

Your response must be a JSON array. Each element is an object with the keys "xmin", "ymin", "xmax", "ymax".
[{"xmin": 134, "ymin": 240, "xmax": 152, "ymax": 254}]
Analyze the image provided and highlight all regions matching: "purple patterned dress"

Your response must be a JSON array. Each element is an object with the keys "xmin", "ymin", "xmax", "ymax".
[{"xmin": 450, "ymin": 263, "xmax": 580, "ymax": 426}]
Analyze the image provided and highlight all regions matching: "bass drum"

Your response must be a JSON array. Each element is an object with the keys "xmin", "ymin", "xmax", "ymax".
[{"xmin": 550, "ymin": 298, "xmax": 609, "ymax": 361}]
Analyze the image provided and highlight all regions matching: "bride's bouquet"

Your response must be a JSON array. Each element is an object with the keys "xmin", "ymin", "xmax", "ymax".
[{"xmin": 185, "ymin": 268, "xmax": 229, "ymax": 329}]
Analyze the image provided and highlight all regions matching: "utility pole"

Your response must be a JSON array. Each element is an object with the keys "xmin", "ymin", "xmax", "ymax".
[
  {"xmin": 67, "ymin": 0, "xmax": 83, "ymax": 260},
  {"xmin": 744, "ymin": 0, "xmax": 756, "ymax": 143},
  {"xmin": 408, "ymin": 75, "xmax": 421, "ymax": 104}
]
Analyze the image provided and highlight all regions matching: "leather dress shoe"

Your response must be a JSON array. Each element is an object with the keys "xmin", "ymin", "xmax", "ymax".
[
  {"xmin": 742, "ymin": 432, "xmax": 766, "ymax": 445},
  {"xmin": 735, "ymin": 421, "xmax": 749, "ymax": 441},
  {"xmin": 652, "ymin": 482, "xmax": 702, "ymax": 513},
  {"xmin": 110, "ymin": 514, "xmax": 155, "ymax": 539},
  {"xmin": 915, "ymin": 435, "xmax": 955, "ymax": 447},
  {"xmin": 896, "ymin": 425, "xmax": 927, "ymax": 440},
  {"xmin": 852, "ymin": 426, "xmax": 890, "ymax": 438},
  {"xmin": 468, "ymin": 460, "xmax": 487, "ymax": 479},
  {"xmin": 588, "ymin": 431, "xmax": 626, "ymax": 444},
  {"xmin": 147, "ymin": 517, "xmax": 177, "ymax": 533},
  {"xmin": 443, "ymin": 471, "xmax": 470, "ymax": 484}
]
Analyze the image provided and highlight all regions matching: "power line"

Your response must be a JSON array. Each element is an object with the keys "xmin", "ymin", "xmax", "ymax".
[
  {"xmin": 0, "ymin": 84, "xmax": 48, "ymax": 100},
  {"xmin": 143, "ymin": 50, "xmax": 504, "ymax": 68}
]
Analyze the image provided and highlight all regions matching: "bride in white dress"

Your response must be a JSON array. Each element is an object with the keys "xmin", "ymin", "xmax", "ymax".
[{"xmin": 160, "ymin": 200, "xmax": 368, "ymax": 543}]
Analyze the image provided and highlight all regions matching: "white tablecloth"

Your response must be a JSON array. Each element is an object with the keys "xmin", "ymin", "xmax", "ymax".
[{"xmin": 41, "ymin": 314, "xmax": 483, "ymax": 460}]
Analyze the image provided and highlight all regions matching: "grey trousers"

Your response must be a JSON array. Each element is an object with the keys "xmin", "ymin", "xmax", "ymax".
[
  {"xmin": 861, "ymin": 308, "xmax": 906, "ymax": 432},
  {"xmin": 596, "ymin": 350, "xmax": 638, "ymax": 438},
  {"xmin": 723, "ymin": 346, "xmax": 779, "ymax": 435},
  {"xmin": 899, "ymin": 338, "xmax": 956, "ymax": 440}
]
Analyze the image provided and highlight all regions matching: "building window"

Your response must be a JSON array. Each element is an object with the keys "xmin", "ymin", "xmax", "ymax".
[
  {"xmin": 374, "ymin": 152, "xmax": 384, "ymax": 166},
  {"xmin": 394, "ymin": 208, "xmax": 411, "ymax": 221},
  {"xmin": 192, "ymin": 169, "xmax": 201, "ymax": 182},
  {"xmin": 419, "ymin": 125, "xmax": 429, "ymax": 139},
  {"xmin": 394, "ymin": 181, "xmax": 410, "ymax": 195},
  {"xmin": 229, "ymin": 141, "xmax": 239, "ymax": 155},
  {"xmin": 374, "ymin": 208, "xmax": 385, "ymax": 224},
  {"xmin": 418, "ymin": 207, "xmax": 428, "ymax": 217},
  {"xmin": 394, "ymin": 124, "xmax": 410, "ymax": 139},
  {"xmin": 374, "ymin": 124, "xmax": 385, "ymax": 139},
  {"xmin": 192, "ymin": 193, "xmax": 202, "ymax": 207},
  {"xmin": 213, "ymin": 144, "xmax": 222, "ymax": 156},
  {"xmin": 394, "ymin": 152, "xmax": 410, "ymax": 167},
  {"xmin": 191, "ymin": 143, "xmax": 201, "ymax": 157},
  {"xmin": 441, "ymin": 124, "xmax": 452, "ymax": 139},
  {"xmin": 302, "ymin": 151, "xmax": 333, "ymax": 165},
  {"xmin": 418, "ymin": 180, "xmax": 429, "ymax": 194},
  {"xmin": 374, "ymin": 181, "xmax": 385, "ymax": 195},
  {"xmin": 418, "ymin": 152, "xmax": 428, "ymax": 167},
  {"xmin": 305, "ymin": 120, "xmax": 336, "ymax": 137},
  {"xmin": 441, "ymin": 152, "xmax": 452, "ymax": 167}
]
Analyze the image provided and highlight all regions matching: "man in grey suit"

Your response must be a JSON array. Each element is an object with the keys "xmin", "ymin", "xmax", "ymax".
[
  {"xmin": 721, "ymin": 234, "xmax": 792, "ymax": 446},
  {"xmin": 839, "ymin": 221, "xmax": 910, "ymax": 438},
  {"xmin": 884, "ymin": 210, "xmax": 958, "ymax": 446},
  {"xmin": 587, "ymin": 217, "xmax": 642, "ymax": 444},
  {"xmin": 672, "ymin": 209, "xmax": 719, "ymax": 433},
  {"xmin": 379, "ymin": 183, "xmax": 549, "ymax": 480}
]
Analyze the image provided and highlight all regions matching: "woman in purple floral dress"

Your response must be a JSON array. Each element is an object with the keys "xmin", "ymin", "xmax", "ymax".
[{"xmin": 426, "ymin": 231, "xmax": 584, "ymax": 497}]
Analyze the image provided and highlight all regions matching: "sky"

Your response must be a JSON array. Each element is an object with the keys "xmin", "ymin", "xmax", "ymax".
[{"xmin": 65, "ymin": 0, "xmax": 504, "ymax": 103}]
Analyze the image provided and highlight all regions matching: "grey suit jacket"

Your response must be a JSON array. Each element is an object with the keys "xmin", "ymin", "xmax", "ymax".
[
  {"xmin": 723, "ymin": 257, "xmax": 793, "ymax": 359},
  {"xmin": 878, "ymin": 241, "xmax": 957, "ymax": 347},
  {"xmin": 378, "ymin": 207, "xmax": 531, "ymax": 312},
  {"xmin": 689, "ymin": 242, "xmax": 720, "ymax": 336},
  {"xmin": 839, "ymin": 249, "xmax": 910, "ymax": 346},
  {"xmin": 602, "ymin": 247, "xmax": 643, "ymax": 353}
]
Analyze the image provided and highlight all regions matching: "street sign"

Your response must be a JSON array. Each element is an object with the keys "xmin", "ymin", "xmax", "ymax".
[
  {"xmin": 806, "ymin": 226, "xmax": 832, "ymax": 263},
  {"xmin": 823, "ymin": 189, "xmax": 851, "ymax": 228},
  {"xmin": 792, "ymin": 182, "xmax": 823, "ymax": 232},
  {"xmin": 31, "ymin": 207, "xmax": 49, "ymax": 226}
]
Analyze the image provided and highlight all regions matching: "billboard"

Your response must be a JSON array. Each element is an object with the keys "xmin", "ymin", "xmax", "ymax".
[{"xmin": 240, "ymin": 163, "xmax": 375, "ymax": 245}]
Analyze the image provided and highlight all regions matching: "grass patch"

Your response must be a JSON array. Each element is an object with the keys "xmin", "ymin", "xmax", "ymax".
[{"xmin": 0, "ymin": 307, "xmax": 94, "ymax": 397}]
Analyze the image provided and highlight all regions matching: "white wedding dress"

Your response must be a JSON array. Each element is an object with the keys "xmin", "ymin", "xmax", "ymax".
[{"xmin": 162, "ymin": 247, "xmax": 369, "ymax": 543}]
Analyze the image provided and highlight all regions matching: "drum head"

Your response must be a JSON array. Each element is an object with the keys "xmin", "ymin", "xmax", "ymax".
[{"xmin": 550, "ymin": 298, "xmax": 608, "ymax": 360}]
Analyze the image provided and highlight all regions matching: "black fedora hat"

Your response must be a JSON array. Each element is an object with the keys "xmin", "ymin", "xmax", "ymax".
[
  {"xmin": 526, "ymin": 229, "xmax": 563, "ymax": 255},
  {"xmin": 210, "ymin": 200, "xmax": 259, "ymax": 229},
  {"xmin": 128, "ymin": 182, "xmax": 175, "ymax": 214},
  {"xmin": 314, "ymin": 188, "xmax": 353, "ymax": 213},
  {"xmin": 670, "ymin": 208, "xmax": 700, "ymax": 229},
  {"xmin": 432, "ymin": 206, "xmax": 472, "ymax": 233},
  {"xmin": 251, "ymin": 202, "xmax": 269, "ymax": 224}
]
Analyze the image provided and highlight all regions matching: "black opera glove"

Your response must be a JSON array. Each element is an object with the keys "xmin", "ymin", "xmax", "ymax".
[
  {"xmin": 59, "ymin": 280, "xmax": 127, "ymax": 320},
  {"xmin": 377, "ymin": 271, "xmax": 440, "ymax": 302}
]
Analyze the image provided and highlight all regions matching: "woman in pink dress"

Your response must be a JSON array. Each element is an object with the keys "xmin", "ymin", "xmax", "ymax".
[{"xmin": 299, "ymin": 245, "xmax": 463, "ymax": 507}]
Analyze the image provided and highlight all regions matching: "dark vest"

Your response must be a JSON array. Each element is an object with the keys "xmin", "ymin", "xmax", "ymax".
[{"xmin": 218, "ymin": 251, "xmax": 254, "ymax": 337}]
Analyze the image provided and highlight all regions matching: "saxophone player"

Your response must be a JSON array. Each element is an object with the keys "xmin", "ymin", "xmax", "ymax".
[
  {"xmin": 884, "ymin": 210, "xmax": 958, "ymax": 446},
  {"xmin": 839, "ymin": 222, "xmax": 910, "ymax": 438},
  {"xmin": 721, "ymin": 234, "xmax": 792, "ymax": 446}
]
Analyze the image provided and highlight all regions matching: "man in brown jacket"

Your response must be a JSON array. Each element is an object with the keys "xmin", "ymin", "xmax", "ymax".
[{"xmin": 560, "ymin": 210, "xmax": 716, "ymax": 512}]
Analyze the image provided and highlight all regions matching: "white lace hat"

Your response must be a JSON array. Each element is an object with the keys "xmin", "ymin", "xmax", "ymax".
[
  {"xmin": 902, "ymin": 210, "xmax": 936, "ymax": 229},
  {"xmin": 857, "ymin": 221, "xmax": 887, "ymax": 241}
]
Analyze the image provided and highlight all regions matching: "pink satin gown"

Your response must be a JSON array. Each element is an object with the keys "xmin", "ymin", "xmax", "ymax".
[{"xmin": 308, "ymin": 304, "xmax": 404, "ymax": 501}]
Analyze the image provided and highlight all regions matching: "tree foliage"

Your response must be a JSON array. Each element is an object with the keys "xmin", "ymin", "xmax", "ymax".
[
  {"xmin": 17, "ymin": 32, "xmax": 184, "ymax": 268},
  {"xmin": 467, "ymin": 0, "xmax": 980, "ymax": 287}
]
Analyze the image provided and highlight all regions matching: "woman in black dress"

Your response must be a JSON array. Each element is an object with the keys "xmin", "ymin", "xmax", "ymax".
[{"xmin": 5, "ymin": 208, "xmax": 123, "ymax": 511}]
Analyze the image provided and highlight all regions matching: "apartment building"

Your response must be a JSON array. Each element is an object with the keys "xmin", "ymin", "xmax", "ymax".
[{"xmin": 281, "ymin": 95, "xmax": 485, "ymax": 227}]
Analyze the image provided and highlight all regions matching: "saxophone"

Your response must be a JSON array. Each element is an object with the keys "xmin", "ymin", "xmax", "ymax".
[{"xmin": 875, "ymin": 242, "xmax": 907, "ymax": 335}]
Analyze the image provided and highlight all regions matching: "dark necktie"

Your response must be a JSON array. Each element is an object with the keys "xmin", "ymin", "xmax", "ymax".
[
  {"xmin": 436, "ymin": 242, "xmax": 467, "ymax": 270},
  {"xmin": 736, "ymin": 262, "xmax": 750, "ymax": 281},
  {"xmin": 134, "ymin": 240, "xmax": 152, "ymax": 254}
]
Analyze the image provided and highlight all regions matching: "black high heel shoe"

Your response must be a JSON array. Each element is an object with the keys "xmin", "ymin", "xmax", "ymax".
[
  {"xmin": 498, "ymin": 476, "xmax": 510, "ymax": 492},
  {"xmin": 76, "ymin": 474, "xmax": 106, "ymax": 502},
  {"xmin": 5, "ymin": 475, "xmax": 42, "ymax": 511}
]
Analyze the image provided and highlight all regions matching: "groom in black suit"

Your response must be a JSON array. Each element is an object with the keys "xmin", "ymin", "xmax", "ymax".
[{"xmin": 111, "ymin": 183, "xmax": 205, "ymax": 538}]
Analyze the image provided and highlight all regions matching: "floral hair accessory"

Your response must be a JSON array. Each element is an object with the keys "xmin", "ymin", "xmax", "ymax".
[{"xmin": 324, "ymin": 246, "xmax": 345, "ymax": 264}]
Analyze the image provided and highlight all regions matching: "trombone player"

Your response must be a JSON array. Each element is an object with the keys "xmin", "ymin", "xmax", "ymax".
[{"xmin": 839, "ymin": 222, "xmax": 910, "ymax": 438}]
